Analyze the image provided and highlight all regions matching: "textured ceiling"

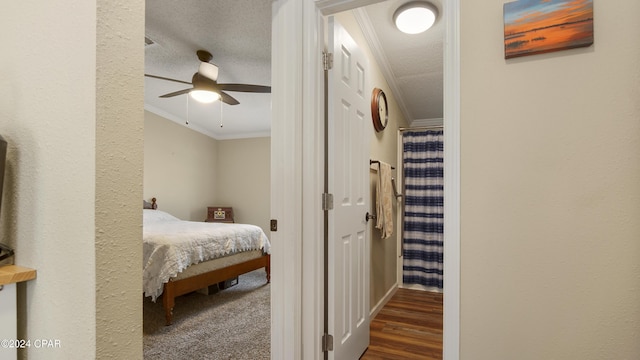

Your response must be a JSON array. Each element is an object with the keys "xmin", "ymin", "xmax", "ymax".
[
  {"xmin": 144, "ymin": 0, "xmax": 443, "ymax": 139},
  {"xmin": 358, "ymin": 0, "xmax": 443, "ymax": 122},
  {"xmin": 144, "ymin": 0, "xmax": 273, "ymax": 139}
]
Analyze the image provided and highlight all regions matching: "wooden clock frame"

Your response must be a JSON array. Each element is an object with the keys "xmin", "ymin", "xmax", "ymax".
[{"xmin": 371, "ymin": 87, "xmax": 388, "ymax": 132}]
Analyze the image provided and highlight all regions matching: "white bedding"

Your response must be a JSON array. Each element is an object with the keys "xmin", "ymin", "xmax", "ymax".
[{"xmin": 143, "ymin": 209, "xmax": 271, "ymax": 301}]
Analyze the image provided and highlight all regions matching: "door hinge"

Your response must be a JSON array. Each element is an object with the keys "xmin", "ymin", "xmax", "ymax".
[
  {"xmin": 322, "ymin": 333, "xmax": 334, "ymax": 352},
  {"xmin": 270, "ymin": 219, "xmax": 278, "ymax": 231},
  {"xmin": 322, "ymin": 193, "xmax": 334, "ymax": 211},
  {"xmin": 322, "ymin": 51, "xmax": 333, "ymax": 71}
]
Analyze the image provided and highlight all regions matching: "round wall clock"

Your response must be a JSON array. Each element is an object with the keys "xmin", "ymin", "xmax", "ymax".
[{"xmin": 371, "ymin": 88, "xmax": 388, "ymax": 132}]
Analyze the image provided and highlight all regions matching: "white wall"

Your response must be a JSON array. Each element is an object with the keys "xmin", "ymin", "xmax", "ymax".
[
  {"xmin": 460, "ymin": 1, "xmax": 640, "ymax": 358},
  {"xmin": 0, "ymin": 1, "xmax": 144, "ymax": 359}
]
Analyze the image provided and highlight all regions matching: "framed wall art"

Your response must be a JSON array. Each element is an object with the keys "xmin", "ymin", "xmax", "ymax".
[{"xmin": 504, "ymin": 0, "xmax": 594, "ymax": 59}]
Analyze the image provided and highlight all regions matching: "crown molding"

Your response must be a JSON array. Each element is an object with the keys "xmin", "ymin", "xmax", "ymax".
[{"xmin": 353, "ymin": 8, "xmax": 414, "ymax": 123}]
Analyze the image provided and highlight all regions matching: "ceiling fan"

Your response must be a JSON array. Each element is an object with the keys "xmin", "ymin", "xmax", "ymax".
[{"xmin": 144, "ymin": 50, "xmax": 271, "ymax": 105}]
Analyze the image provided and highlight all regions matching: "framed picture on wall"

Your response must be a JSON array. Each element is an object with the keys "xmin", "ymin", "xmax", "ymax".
[{"xmin": 504, "ymin": 0, "xmax": 594, "ymax": 59}]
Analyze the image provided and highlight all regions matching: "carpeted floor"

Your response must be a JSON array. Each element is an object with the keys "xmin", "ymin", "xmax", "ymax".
[{"xmin": 143, "ymin": 269, "xmax": 270, "ymax": 360}]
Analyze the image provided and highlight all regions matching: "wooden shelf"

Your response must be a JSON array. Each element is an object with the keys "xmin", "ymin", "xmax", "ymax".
[{"xmin": 0, "ymin": 265, "xmax": 36, "ymax": 286}]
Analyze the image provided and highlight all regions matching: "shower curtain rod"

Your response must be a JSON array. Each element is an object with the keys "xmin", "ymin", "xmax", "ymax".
[{"xmin": 398, "ymin": 125, "xmax": 443, "ymax": 131}]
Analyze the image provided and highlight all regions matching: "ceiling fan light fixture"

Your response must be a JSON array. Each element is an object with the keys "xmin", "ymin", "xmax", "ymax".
[
  {"xmin": 190, "ymin": 90, "xmax": 220, "ymax": 103},
  {"xmin": 199, "ymin": 62, "xmax": 219, "ymax": 82},
  {"xmin": 394, "ymin": 1, "xmax": 438, "ymax": 34}
]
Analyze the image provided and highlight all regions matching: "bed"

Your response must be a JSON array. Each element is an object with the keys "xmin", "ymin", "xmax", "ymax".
[{"xmin": 143, "ymin": 203, "xmax": 271, "ymax": 325}]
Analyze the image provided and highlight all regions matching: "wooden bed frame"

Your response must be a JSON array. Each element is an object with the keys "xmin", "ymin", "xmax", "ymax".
[
  {"xmin": 162, "ymin": 253, "xmax": 270, "ymax": 325},
  {"xmin": 148, "ymin": 198, "xmax": 271, "ymax": 325}
]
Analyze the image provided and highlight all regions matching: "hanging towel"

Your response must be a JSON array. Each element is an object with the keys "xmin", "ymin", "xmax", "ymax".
[{"xmin": 375, "ymin": 161, "xmax": 394, "ymax": 239}]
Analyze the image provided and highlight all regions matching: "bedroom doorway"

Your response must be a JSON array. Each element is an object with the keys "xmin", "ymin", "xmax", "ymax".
[{"xmin": 142, "ymin": 1, "xmax": 274, "ymax": 359}]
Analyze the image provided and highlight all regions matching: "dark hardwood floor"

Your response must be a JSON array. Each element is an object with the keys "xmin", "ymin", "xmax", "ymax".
[{"xmin": 361, "ymin": 288, "xmax": 443, "ymax": 360}]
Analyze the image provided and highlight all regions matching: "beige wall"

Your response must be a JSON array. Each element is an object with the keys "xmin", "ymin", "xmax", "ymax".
[
  {"xmin": 216, "ymin": 137, "xmax": 271, "ymax": 234},
  {"xmin": 144, "ymin": 111, "xmax": 271, "ymax": 234},
  {"xmin": 144, "ymin": 111, "xmax": 218, "ymax": 221},
  {"xmin": 95, "ymin": 1, "xmax": 144, "ymax": 358},
  {"xmin": 335, "ymin": 11, "xmax": 410, "ymax": 311},
  {"xmin": 1, "ymin": 1, "xmax": 144, "ymax": 359},
  {"xmin": 460, "ymin": 1, "xmax": 640, "ymax": 358}
]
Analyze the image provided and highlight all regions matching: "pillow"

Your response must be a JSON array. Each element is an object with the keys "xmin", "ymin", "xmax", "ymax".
[{"xmin": 143, "ymin": 209, "xmax": 180, "ymax": 225}]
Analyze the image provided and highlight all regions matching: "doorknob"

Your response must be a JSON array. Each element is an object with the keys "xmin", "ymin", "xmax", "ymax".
[{"xmin": 365, "ymin": 212, "xmax": 376, "ymax": 222}]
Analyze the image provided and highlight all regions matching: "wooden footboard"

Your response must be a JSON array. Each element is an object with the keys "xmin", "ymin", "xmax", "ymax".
[{"xmin": 162, "ymin": 253, "xmax": 270, "ymax": 325}]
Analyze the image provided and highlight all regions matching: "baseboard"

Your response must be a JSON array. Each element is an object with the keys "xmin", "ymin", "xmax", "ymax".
[
  {"xmin": 369, "ymin": 283, "xmax": 399, "ymax": 320},
  {"xmin": 401, "ymin": 283, "xmax": 443, "ymax": 293}
]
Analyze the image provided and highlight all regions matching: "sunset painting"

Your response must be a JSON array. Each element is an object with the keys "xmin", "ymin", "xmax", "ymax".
[{"xmin": 504, "ymin": 0, "xmax": 593, "ymax": 59}]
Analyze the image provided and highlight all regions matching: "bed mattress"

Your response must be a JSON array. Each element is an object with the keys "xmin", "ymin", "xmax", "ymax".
[{"xmin": 142, "ymin": 209, "xmax": 271, "ymax": 300}]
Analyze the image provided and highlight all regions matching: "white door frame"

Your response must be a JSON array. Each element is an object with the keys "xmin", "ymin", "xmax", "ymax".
[{"xmin": 270, "ymin": 0, "xmax": 460, "ymax": 359}]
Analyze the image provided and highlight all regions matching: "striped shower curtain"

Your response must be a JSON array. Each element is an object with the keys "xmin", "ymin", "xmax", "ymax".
[{"xmin": 402, "ymin": 130, "xmax": 444, "ymax": 290}]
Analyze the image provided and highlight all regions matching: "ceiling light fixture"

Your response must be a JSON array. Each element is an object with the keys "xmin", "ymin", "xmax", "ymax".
[
  {"xmin": 190, "ymin": 90, "xmax": 220, "ymax": 104},
  {"xmin": 393, "ymin": 1, "xmax": 438, "ymax": 35}
]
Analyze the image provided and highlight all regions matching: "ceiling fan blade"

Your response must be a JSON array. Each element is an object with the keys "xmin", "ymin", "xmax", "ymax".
[
  {"xmin": 150, "ymin": 50, "xmax": 267, "ymax": 105},
  {"xmin": 145, "ymin": 74, "xmax": 191, "ymax": 85},
  {"xmin": 192, "ymin": 72, "xmax": 222, "ymax": 91},
  {"xmin": 195, "ymin": 50, "xmax": 219, "ymax": 81},
  {"xmin": 217, "ymin": 83, "xmax": 271, "ymax": 93},
  {"xmin": 219, "ymin": 91, "xmax": 240, "ymax": 105},
  {"xmin": 159, "ymin": 88, "xmax": 192, "ymax": 98}
]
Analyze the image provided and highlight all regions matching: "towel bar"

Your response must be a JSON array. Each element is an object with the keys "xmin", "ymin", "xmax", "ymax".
[
  {"xmin": 369, "ymin": 159, "xmax": 395, "ymax": 170},
  {"xmin": 391, "ymin": 178, "xmax": 403, "ymax": 199}
]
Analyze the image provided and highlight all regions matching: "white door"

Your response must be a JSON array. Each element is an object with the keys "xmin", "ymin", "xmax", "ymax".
[{"xmin": 327, "ymin": 16, "xmax": 371, "ymax": 360}]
